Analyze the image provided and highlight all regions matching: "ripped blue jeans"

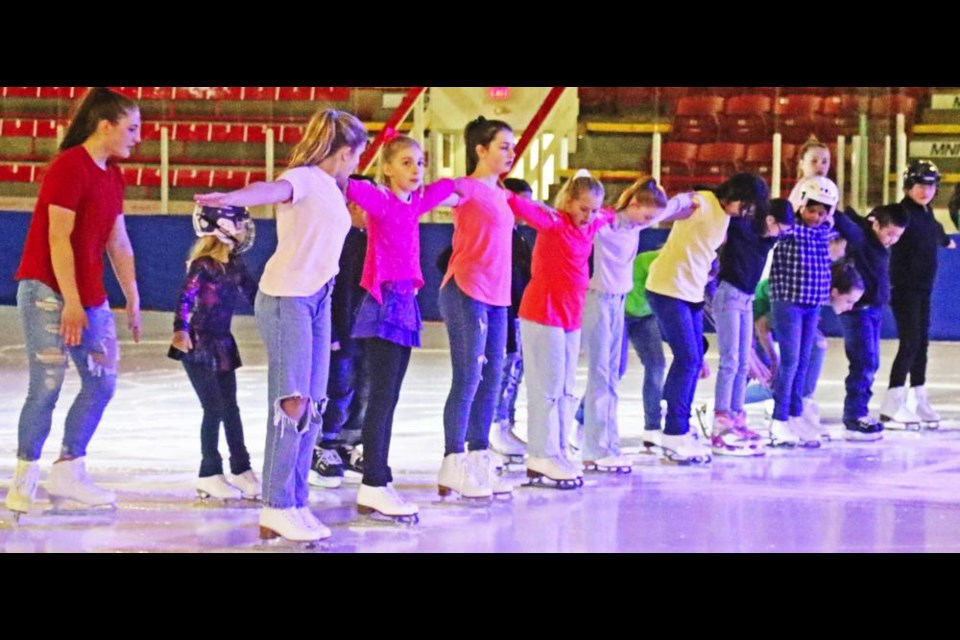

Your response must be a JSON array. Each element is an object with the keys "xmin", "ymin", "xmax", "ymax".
[
  {"xmin": 16, "ymin": 280, "xmax": 118, "ymax": 462},
  {"xmin": 255, "ymin": 282, "xmax": 332, "ymax": 509},
  {"xmin": 438, "ymin": 279, "xmax": 506, "ymax": 456}
]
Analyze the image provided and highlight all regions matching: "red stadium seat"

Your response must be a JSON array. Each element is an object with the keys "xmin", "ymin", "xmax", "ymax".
[
  {"xmin": 0, "ymin": 163, "xmax": 37, "ymax": 182},
  {"xmin": 2, "ymin": 87, "xmax": 39, "ymax": 98},
  {"xmin": 742, "ymin": 142, "xmax": 797, "ymax": 178},
  {"xmin": 672, "ymin": 96, "xmax": 724, "ymax": 143},
  {"xmin": 242, "ymin": 87, "xmax": 278, "ymax": 101},
  {"xmin": 695, "ymin": 143, "xmax": 746, "ymax": 178},
  {"xmin": 211, "ymin": 169, "xmax": 250, "ymax": 190},
  {"xmin": 719, "ymin": 95, "xmax": 772, "ymax": 143},
  {"xmin": 773, "ymin": 95, "xmax": 823, "ymax": 143},
  {"xmin": 657, "ymin": 142, "xmax": 699, "ymax": 176},
  {"xmin": 173, "ymin": 169, "xmax": 213, "ymax": 189}
]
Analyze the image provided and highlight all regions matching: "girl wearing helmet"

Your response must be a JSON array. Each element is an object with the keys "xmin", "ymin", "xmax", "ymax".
[{"xmin": 170, "ymin": 205, "xmax": 260, "ymax": 503}]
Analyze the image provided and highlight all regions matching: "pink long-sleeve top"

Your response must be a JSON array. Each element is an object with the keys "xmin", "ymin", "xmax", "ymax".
[
  {"xmin": 513, "ymin": 196, "xmax": 616, "ymax": 331},
  {"xmin": 440, "ymin": 178, "xmax": 519, "ymax": 307},
  {"xmin": 347, "ymin": 178, "xmax": 456, "ymax": 304}
]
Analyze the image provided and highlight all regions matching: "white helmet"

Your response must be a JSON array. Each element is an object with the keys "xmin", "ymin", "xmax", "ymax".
[
  {"xmin": 192, "ymin": 205, "xmax": 256, "ymax": 254},
  {"xmin": 790, "ymin": 176, "xmax": 839, "ymax": 216}
]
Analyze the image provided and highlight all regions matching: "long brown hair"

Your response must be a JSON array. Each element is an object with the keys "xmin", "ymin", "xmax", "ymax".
[{"xmin": 60, "ymin": 87, "xmax": 138, "ymax": 152}]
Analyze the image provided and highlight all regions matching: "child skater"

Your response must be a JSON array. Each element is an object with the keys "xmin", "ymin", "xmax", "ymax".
[
  {"xmin": 881, "ymin": 160, "xmax": 956, "ymax": 429},
  {"xmin": 711, "ymin": 198, "xmax": 794, "ymax": 456},
  {"xmin": 170, "ymin": 205, "xmax": 261, "ymax": 501},
  {"xmin": 645, "ymin": 173, "xmax": 770, "ymax": 464},
  {"xmin": 832, "ymin": 203, "xmax": 909, "ymax": 440},
  {"xmin": 344, "ymin": 134, "xmax": 456, "ymax": 522}
]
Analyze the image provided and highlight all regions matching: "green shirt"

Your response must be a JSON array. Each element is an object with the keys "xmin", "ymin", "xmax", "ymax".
[
  {"xmin": 753, "ymin": 279, "xmax": 771, "ymax": 319},
  {"xmin": 625, "ymin": 250, "xmax": 660, "ymax": 318}
]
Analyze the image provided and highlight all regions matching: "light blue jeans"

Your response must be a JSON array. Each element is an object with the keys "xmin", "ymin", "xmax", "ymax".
[
  {"xmin": 713, "ymin": 281, "xmax": 755, "ymax": 415},
  {"xmin": 16, "ymin": 280, "xmax": 118, "ymax": 462},
  {"xmin": 581, "ymin": 290, "xmax": 627, "ymax": 460},
  {"xmin": 255, "ymin": 282, "xmax": 332, "ymax": 509},
  {"xmin": 521, "ymin": 319, "xmax": 580, "ymax": 459}
]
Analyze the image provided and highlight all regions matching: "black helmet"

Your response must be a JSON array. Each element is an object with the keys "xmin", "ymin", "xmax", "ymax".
[{"xmin": 904, "ymin": 160, "xmax": 941, "ymax": 189}]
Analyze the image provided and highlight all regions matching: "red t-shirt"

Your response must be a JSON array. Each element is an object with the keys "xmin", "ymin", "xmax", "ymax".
[{"xmin": 15, "ymin": 146, "xmax": 125, "ymax": 307}]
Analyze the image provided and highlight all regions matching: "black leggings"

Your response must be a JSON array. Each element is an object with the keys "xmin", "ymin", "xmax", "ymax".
[
  {"xmin": 889, "ymin": 289, "xmax": 931, "ymax": 388},
  {"xmin": 360, "ymin": 338, "xmax": 411, "ymax": 487},
  {"xmin": 183, "ymin": 361, "xmax": 252, "ymax": 477}
]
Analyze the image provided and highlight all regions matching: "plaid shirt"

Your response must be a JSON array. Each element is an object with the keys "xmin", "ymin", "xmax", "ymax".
[{"xmin": 770, "ymin": 223, "xmax": 832, "ymax": 306}]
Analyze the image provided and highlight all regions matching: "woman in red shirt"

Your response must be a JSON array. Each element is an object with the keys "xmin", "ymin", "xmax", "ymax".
[{"xmin": 7, "ymin": 87, "xmax": 142, "ymax": 518}]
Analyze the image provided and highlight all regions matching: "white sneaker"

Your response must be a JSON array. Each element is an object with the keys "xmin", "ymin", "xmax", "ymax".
[
  {"xmin": 357, "ymin": 484, "xmax": 419, "ymax": 519},
  {"xmin": 296, "ymin": 507, "xmax": 332, "ymax": 538},
  {"xmin": 196, "ymin": 474, "xmax": 242, "ymax": 500},
  {"xmin": 769, "ymin": 419, "xmax": 801, "ymax": 447},
  {"xmin": 46, "ymin": 458, "xmax": 116, "ymax": 507},
  {"xmin": 259, "ymin": 507, "xmax": 327, "ymax": 542},
  {"xmin": 229, "ymin": 470, "xmax": 261, "ymax": 500},
  {"xmin": 469, "ymin": 450, "xmax": 513, "ymax": 495},
  {"xmin": 913, "ymin": 386, "xmax": 941, "ymax": 424},
  {"xmin": 490, "ymin": 421, "xmax": 527, "ymax": 457},
  {"xmin": 661, "ymin": 432, "xmax": 712, "ymax": 464},
  {"xmin": 437, "ymin": 453, "xmax": 491, "ymax": 499},
  {"xmin": 5, "ymin": 460, "xmax": 40, "ymax": 514}
]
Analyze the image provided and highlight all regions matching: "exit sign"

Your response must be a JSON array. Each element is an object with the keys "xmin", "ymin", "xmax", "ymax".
[{"xmin": 488, "ymin": 87, "xmax": 510, "ymax": 100}]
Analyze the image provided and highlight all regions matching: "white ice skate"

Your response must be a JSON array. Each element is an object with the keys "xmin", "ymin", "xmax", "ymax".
[
  {"xmin": 297, "ymin": 507, "xmax": 331, "ymax": 538},
  {"xmin": 357, "ymin": 484, "xmax": 419, "ymax": 524},
  {"xmin": 880, "ymin": 387, "xmax": 922, "ymax": 430},
  {"xmin": 489, "ymin": 420, "xmax": 527, "ymax": 466},
  {"xmin": 583, "ymin": 455, "xmax": 633, "ymax": 474},
  {"xmin": 525, "ymin": 456, "xmax": 581, "ymax": 489},
  {"xmin": 437, "ymin": 453, "xmax": 492, "ymax": 499},
  {"xmin": 259, "ymin": 506, "xmax": 329, "ymax": 543},
  {"xmin": 711, "ymin": 427, "xmax": 765, "ymax": 457},
  {"xmin": 641, "ymin": 429, "xmax": 663, "ymax": 454},
  {"xmin": 5, "ymin": 460, "xmax": 40, "ymax": 520},
  {"xmin": 229, "ymin": 470, "xmax": 262, "ymax": 500},
  {"xmin": 660, "ymin": 432, "xmax": 712, "ymax": 465},
  {"xmin": 789, "ymin": 416, "xmax": 822, "ymax": 449},
  {"xmin": 46, "ymin": 458, "xmax": 116, "ymax": 511},
  {"xmin": 468, "ymin": 450, "xmax": 514, "ymax": 497},
  {"xmin": 196, "ymin": 475, "xmax": 242, "ymax": 501},
  {"xmin": 913, "ymin": 386, "xmax": 941, "ymax": 430},
  {"xmin": 802, "ymin": 398, "xmax": 830, "ymax": 441},
  {"xmin": 768, "ymin": 419, "xmax": 801, "ymax": 447}
]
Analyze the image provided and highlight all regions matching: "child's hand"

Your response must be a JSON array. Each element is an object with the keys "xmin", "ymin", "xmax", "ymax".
[
  {"xmin": 699, "ymin": 360, "xmax": 711, "ymax": 379},
  {"xmin": 948, "ymin": 238, "xmax": 957, "ymax": 249},
  {"xmin": 331, "ymin": 340, "xmax": 341, "ymax": 352},
  {"xmin": 171, "ymin": 331, "xmax": 192, "ymax": 353}
]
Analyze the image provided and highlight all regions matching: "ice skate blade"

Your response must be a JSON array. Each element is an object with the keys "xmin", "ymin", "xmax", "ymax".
[
  {"xmin": 583, "ymin": 463, "xmax": 633, "ymax": 474},
  {"xmin": 523, "ymin": 470, "xmax": 580, "ymax": 490},
  {"xmin": 437, "ymin": 485, "xmax": 493, "ymax": 502},
  {"xmin": 711, "ymin": 445, "xmax": 766, "ymax": 457},
  {"xmin": 356, "ymin": 505, "xmax": 420, "ymax": 524},
  {"xmin": 660, "ymin": 453, "xmax": 712, "ymax": 466}
]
